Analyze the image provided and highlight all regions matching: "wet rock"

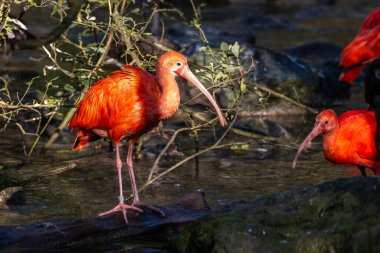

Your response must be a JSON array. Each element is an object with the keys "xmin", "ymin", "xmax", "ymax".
[
  {"xmin": 240, "ymin": 15, "xmax": 292, "ymax": 30},
  {"xmin": 233, "ymin": 117, "xmax": 291, "ymax": 140},
  {"xmin": 246, "ymin": 46, "xmax": 316, "ymax": 93},
  {"xmin": 265, "ymin": 0, "xmax": 336, "ymax": 8},
  {"xmin": 283, "ymin": 42, "xmax": 342, "ymax": 65},
  {"xmin": 170, "ymin": 176, "xmax": 380, "ymax": 253},
  {"xmin": 167, "ymin": 23, "xmax": 256, "ymax": 49},
  {"xmin": 239, "ymin": 45, "xmax": 321, "ymax": 108},
  {"xmin": 281, "ymin": 42, "xmax": 350, "ymax": 102},
  {"xmin": 0, "ymin": 187, "xmax": 25, "ymax": 209},
  {"xmin": 138, "ymin": 134, "xmax": 185, "ymax": 159}
]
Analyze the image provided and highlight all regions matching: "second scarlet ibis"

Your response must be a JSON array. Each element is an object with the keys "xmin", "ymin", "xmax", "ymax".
[
  {"xmin": 69, "ymin": 52, "xmax": 227, "ymax": 223},
  {"xmin": 339, "ymin": 8, "xmax": 380, "ymax": 152},
  {"xmin": 293, "ymin": 109, "xmax": 380, "ymax": 176},
  {"xmin": 339, "ymin": 8, "xmax": 380, "ymax": 84}
]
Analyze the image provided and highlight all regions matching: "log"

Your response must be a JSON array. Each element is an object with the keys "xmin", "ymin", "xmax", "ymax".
[{"xmin": 0, "ymin": 192, "xmax": 211, "ymax": 251}]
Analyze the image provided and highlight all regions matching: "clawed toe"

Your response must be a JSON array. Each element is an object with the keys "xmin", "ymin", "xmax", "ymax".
[{"xmin": 99, "ymin": 202, "xmax": 144, "ymax": 224}]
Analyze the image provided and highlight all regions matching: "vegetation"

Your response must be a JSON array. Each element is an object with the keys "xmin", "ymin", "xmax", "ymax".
[{"xmin": 0, "ymin": 0, "xmax": 285, "ymax": 192}]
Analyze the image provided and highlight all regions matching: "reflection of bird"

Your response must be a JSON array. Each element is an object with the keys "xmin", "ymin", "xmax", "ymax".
[
  {"xmin": 293, "ymin": 109, "xmax": 380, "ymax": 176},
  {"xmin": 339, "ymin": 8, "xmax": 380, "ymax": 84},
  {"xmin": 69, "ymin": 52, "xmax": 227, "ymax": 223}
]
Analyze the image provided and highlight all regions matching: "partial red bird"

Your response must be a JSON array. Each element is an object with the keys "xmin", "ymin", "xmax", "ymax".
[
  {"xmin": 293, "ymin": 109, "xmax": 380, "ymax": 176},
  {"xmin": 69, "ymin": 52, "xmax": 227, "ymax": 223},
  {"xmin": 339, "ymin": 8, "xmax": 380, "ymax": 83}
]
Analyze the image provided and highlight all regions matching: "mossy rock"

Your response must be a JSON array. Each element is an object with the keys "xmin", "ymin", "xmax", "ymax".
[{"xmin": 170, "ymin": 176, "xmax": 380, "ymax": 253}]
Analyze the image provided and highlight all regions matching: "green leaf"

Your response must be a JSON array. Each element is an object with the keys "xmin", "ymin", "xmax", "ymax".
[
  {"xmin": 214, "ymin": 72, "xmax": 227, "ymax": 83},
  {"xmin": 193, "ymin": 18, "xmax": 201, "ymax": 28},
  {"xmin": 220, "ymin": 42, "xmax": 229, "ymax": 52},
  {"xmin": 231, "ymin": 144, "xmax": 250, "ymax": 151},
  {"xmin": 64, "ymin": 84, "xmax": 76, "ymax": 93},
  {"xmin": 131, "ymin": 8, "xmax": 140, "ymax": 14},
  {"xmin": 231, "ymin": 42, "xmax": 240, "ymax": 58},
  {"xmin": 198, "ymin": 46, "xmax": 207, "ymax": 52},
  {"xmin": 240, "ymin": 79, "xmax": 247, "ymax": 94}
]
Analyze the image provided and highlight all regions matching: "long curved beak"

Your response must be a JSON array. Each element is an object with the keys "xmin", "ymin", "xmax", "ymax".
[
  {"xmin": 179, "ymin": 66, "xmax": 227, "ymax": 127},
  {"xmin": 292, "ymin": 123, "xmax": 323, "ymax": 169}
]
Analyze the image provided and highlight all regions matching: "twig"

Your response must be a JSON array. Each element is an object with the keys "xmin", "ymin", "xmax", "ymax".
[
  {"xmin": 140, "ymin": 116, "xmax": 238, "ymax": 194},
  {"xmin": 0, "ymin": 0, "xmax": 12, "ymax": 32},
  {"xmin": 0, "ymin": 103, "xmax": 68, "ymax": 109},
  {"xmin": 147, "ymin": 123, "xmax": 208, "ymax": 182},
  {"xmin": 137, "ymin": 34, "xmax": 173, "ymax": 52},
  {"xmin": 229, "ymin": 127, "xmax": 280, "ymax": 142},
  {"xmin": 252, "ymin": 82, "xmax": 318, "ymax": 114},
  {"xmin": 40, "ymin": 13, "xmax": 117, "ymax": 154},
  {"xmin": 42, "ymin": 45, "xmax": 75, "ymax": 78}
]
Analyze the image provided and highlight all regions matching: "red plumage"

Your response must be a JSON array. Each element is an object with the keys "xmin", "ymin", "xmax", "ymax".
[
  {"xmin": 339, "ymin": 8, "xmax": 380, "ymax": 83},
  {"xmin": 293, "ymin": 109, "xmax": 380, "ymax": 175},
  {"xmin": 68, "ymin": 52, "xmax": 227, "ymax": 224},
  {"xmin": 69, "ymin": 66, "xmax": 161, "ymax": 149}
]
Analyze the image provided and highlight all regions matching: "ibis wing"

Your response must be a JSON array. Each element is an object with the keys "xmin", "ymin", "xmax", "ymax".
[
  {"xmin": 339, "ymin": 9, "xmax": 380, "ymax": 83},
  {"xmin": 338, "ymin": 110, "xmax": 379, "ymax": 161},
  {"xmin": 69, "ymin": 66, "xmax": 161, "ymax": 137}
]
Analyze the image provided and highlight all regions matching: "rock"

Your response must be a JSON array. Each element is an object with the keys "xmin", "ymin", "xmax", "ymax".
[
  {"xmin": 170, "ymin": 176, "xmax": 380, "ymax": 253},
  {"xmin": 239, "ymin": 15, "xmax": 292, "ymax": 30},
  {"xmin": 242, "ymin": 46, "xmax": 319, "ymax": 105},
  {"xmin": 0, "ymin": 187, "xmax": 24, "ymax": 209},
  {"xmin": 282, "ymin": 42, "xmax": 351, "ymax": 102},
  {"xmin": 0, "ymin": 192, "xmax": 211, "ymax": 251},
  {"xmin": 282, "ymin": 42, "xmax": 342, "ymax": 65}
]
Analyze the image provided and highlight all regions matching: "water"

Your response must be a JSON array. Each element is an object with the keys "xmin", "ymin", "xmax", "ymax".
[
  {"xmin": 1, "ymin": 0, "xmax": 379, "ymax": 251},
  {"xmin": 0, "ymin": 124, "xmax": 354, "ymax": 225}
]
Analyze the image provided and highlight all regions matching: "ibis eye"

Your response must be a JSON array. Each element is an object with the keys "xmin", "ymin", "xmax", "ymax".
[
  {"xmin": 176, "ymin": 62, "xmax": 182, "ymax": 67},
  {"xmin": 324, "ymin": 120, "xmax": 328, "ymax": 125}
]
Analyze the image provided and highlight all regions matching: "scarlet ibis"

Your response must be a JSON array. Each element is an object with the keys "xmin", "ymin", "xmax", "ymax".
[
  {"xmin": 292, "ymin": 109, "xmax": 380, "ymax": 176},
  {"xmin": 69, "ymin": 52, "xmax": 227, "ymax": 223},
  {"xmin": 339, "ymin": 8, "xmax": 380, "ymax": 152},
  {"xmin": 339, "ymin": 8, "xmax": 380, "ymax": 84}
]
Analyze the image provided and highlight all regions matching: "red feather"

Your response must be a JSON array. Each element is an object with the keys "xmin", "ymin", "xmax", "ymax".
[
  {"xmin": 339, "ymin": 8, "xmax": 380, "ymax": 83},
  {"xmin": 69, "ymin": 66, "xmax": 162, "ymax": 148}
]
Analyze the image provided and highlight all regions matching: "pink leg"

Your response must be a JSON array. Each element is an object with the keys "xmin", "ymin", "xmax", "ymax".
[
  {"xmin": 99, "ymin": 144, "xmax": 143, "ymax": 224},
  {"xmin": 127, "ymin": 139, "xmax": 165, "ymax": 217}
]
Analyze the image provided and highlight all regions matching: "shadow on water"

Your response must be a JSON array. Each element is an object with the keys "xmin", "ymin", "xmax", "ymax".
[{"xmin": 1, "ymin": 0, "xmax": 379, "ymax": 252}]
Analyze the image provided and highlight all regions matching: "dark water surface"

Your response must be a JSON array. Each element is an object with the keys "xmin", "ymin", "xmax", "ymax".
[
  {"xmin": 0, "ymin": 125, "xmax": 354, "ymax": 225},
  {"xmin": 1, "ymin": 0, "xmax": 379, "ymax": 251}
]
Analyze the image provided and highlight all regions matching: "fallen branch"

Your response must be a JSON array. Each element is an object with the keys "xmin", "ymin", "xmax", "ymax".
[
  {"xmin": 0, "ymin": 192, "xmax": 211, "ymax": 251},
  {"xmin": 252, "ymin": 82, "xmax": 318, "ymax": 114}
]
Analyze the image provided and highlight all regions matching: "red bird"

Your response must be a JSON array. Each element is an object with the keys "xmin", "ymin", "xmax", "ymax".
[
  {"xmin": 339, "ymin": 8, "xmax": 380, "ymax": 84},
  {"xmin": 69, "ymin": 52, "xmax": 227, "ymax": 223},
  {"xmin": 293, "ymin": 109, "xmax": 380, "ymax": 176}
]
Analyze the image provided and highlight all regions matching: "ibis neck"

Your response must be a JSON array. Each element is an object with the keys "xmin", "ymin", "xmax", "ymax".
[
  {"xmin": 156, "ymin": 68, "xmax": 180, "ymax": 120},
  {"xmin": 322, "ymin": 125, "xmax": 339, "ymax": 154}
]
